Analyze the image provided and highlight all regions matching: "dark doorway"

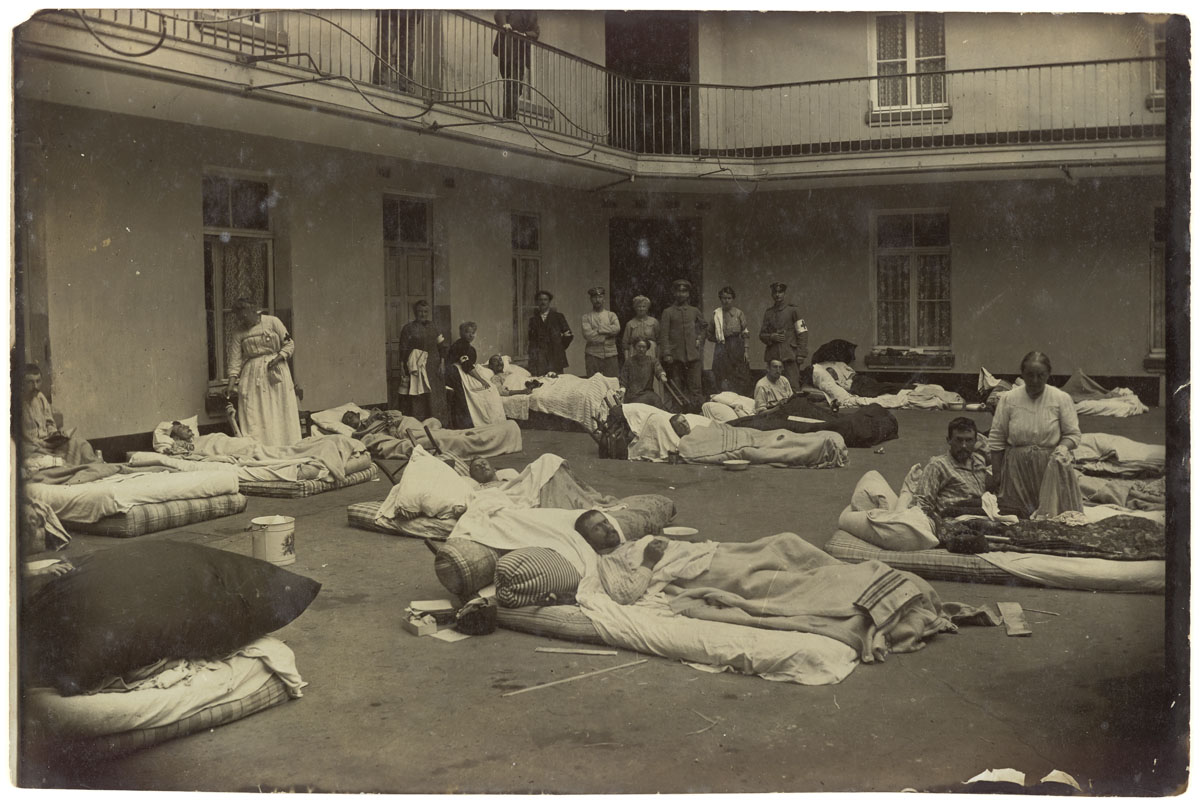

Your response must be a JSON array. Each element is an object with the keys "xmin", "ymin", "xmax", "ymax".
[
  {"xmin": 605, "ymin": 11, "xmax": 695, "ymax": 154},
  {"xmin": 608, "ymin": 217, "xmax": 703, "ymax": 346}
]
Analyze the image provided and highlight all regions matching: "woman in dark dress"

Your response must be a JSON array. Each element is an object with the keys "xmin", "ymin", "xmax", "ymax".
[
  {"xmin": 708, "ymin": 285, "xmax": 752, "ymax": 396},
  {"xmin": 527, "ymin": 290, "xmax": 573, "ymax": 376},
  {"xmin": 445, "ymin": 321, "xmax": 483, "ymax": 429},
  {"xmin": 397, "ymin": 299, "xmax": 449, "ymax": 424},
  {"xmin": 619, "ymin": 338, "xmax": 668, "ymax": 407}
]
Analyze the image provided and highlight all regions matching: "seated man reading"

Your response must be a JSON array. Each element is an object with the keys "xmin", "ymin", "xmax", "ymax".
[
  {"xmin": 21, "ymin": 364, "xmax": 100, "ymax": 468},
  {"xmin": 573, "ymin": 510, "xmax": 954, "ymax": 662}
]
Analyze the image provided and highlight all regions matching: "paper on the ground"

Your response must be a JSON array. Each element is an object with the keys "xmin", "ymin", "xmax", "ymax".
[
  {"xmin": 1039, "ymin": 770, "xmax": 1081, "ymax": 790},
  {"xmin": 787, "ymin": 416, "xmax": 825, "ymax": 424},
  {"xmin": 965, "ymin": 768, "xmax": 1026, "ymax": 785},
  {"xmin": 430, "ymin": 629, "xmax": 472, "ymax": 642}
]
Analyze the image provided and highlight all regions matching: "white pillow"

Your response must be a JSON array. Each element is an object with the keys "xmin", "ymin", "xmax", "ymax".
[
  {"xmin": 391, "ymin": 445, "xmax": 476, "ymax": 520},
  {"xmin": 152, "ymin": 416, "xmax": 200, "ymax": 453},
  {"xmin": 311, "ymin": 403, "xmax": 370, "ymax": 436}
]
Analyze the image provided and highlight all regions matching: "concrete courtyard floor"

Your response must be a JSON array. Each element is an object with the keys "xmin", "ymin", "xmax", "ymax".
[{"xmin": 18, "ymin": 407, "xmax": 1184, "ymax": 794}]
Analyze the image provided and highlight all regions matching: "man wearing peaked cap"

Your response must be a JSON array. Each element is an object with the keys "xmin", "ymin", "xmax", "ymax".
[
  {"xmin": 582, "ymin": 286, "xmax": 620, "ymax": 377},
  {"xmin": 659, "ymin": 278, "xmax": 706, "ymax": 412},
  {"xmin": 759, "ymin": 281, "xmax": 807, "ymax": 390}
]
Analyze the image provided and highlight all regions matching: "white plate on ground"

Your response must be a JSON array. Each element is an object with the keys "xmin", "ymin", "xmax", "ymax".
[{"xmin": 662, "ymin": 526, "xmax": 699, "ymax": 538}]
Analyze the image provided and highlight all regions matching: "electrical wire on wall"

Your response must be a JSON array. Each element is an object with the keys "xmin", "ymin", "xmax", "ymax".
[{"xmin": 48, "ymin": 9, "xmax": 607, "ymax": 158}]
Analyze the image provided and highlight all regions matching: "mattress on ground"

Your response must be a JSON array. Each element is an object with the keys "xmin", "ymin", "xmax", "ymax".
[
  {"xmin": 347, "ymin": 500, "xmax": 455, "ymax": 541},
  {"xmin": 497, "ymin": 605, "xmax": 606, "ymax": 644},
  {"xmin": 824, "ymin": 530, "xmax": 1024, "ymax": 585},
  {"xmin": 239, "ymin": 463, "xmax": 380, "ymax": 498},
  {"xmin": 24, "ymin": 637, "xmax": 300, "ymax": 761},
  {"xmin": 78, "ymin": 674, "xmax": 289, "ymax": 761},
  {"xmin": 65, "ymin": 493, "xmax": 249, "ymax": 538},
  {"xmin": 825, "ymin": 530, "xmax": 1164, "ymax": 593}
]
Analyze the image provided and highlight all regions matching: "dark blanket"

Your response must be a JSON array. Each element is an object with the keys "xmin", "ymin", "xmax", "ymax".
[
  {"xmin": 942, "ymin": 515, "xmax": 1164, "ymax": 561},
  {"xmin": 811, "ymin": 339, "xmax": 858, "ymax": 365},
  {"xmin": 728, "ymin": 396, "xmax": 898, "ymax": 448}
]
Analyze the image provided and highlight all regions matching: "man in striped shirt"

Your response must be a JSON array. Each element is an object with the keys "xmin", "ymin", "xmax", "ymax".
[{"xmin": 912, "ymin": 417, "xmax": 992, "ymax": 518}]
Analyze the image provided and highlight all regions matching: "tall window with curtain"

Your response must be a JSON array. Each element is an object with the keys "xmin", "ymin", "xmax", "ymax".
[
  {"xmin": 874, "ymin": 12, "xmax": 946, "ymax": 109},
  {"xmin": 874, "ymin": 210, "xmax": 951, "ymax": 349},
  {"xmin": 512, "ymin": 212, "xmax": 541, "ymax": 359},
  {"xmin": 203, "ymin": 174, "xmax": 275, "ymax": 383}
]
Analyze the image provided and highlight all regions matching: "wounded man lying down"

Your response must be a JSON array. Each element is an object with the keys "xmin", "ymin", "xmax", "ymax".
[{"xmin": 573, "ymin": 510, "xmax": 960, "ymax": 662}]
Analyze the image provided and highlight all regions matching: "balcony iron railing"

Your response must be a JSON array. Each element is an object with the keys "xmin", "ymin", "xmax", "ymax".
[{"xmin": 44, "ymin": 10, "xmax": 1167, "ymax": 159}]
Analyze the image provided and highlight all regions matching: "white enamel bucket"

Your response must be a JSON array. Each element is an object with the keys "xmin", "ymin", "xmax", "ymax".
[{"xmin": 248, "ymin": 515, "xmax": 296, "ymax": 566}]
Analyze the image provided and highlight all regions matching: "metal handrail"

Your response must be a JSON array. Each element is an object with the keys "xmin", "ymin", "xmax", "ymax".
[
  {"xmin": 631, "ymin": 56, "xmax": 1167, "ymax": 91},
  {"xmin": 27, "ymin": 11, "xmax": 1167, "ymax": 161}
]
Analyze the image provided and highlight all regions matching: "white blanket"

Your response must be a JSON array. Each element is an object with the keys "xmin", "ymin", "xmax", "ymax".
[
  {"xmin": 624, "ymin": 403, "xmax": 713, "ymax": 463},
  {"xmin": 128, "ymin": 451, "xmax": 318, "ymax": 483},
  {"xmin": 453, "ymin": 502, "xmax": 859, "ymax": 685},
  {"xmin": 25, "ymin": 636, "xmax": 303, "ymax": 739},
  {"xmin": 457, "ymin": 365, "xmax": 507, "ymax": 426},
  {"xmin": 25, "ymin": 470, "xmax": 239, "ymax": 523},
  {"xmin": 526, "ymin": 373, "xmax": 621, "ymax": 433}
]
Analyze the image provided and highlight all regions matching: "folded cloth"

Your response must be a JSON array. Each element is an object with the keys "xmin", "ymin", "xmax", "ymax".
[{"xmin": 405, "ymin": 349, "xmax": 432, "ymax": 396}]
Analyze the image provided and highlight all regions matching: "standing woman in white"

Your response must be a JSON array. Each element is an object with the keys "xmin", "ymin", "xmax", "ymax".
[{"xmin": 225, "ymin": 297, "xmax": 301, "ymax": 446}]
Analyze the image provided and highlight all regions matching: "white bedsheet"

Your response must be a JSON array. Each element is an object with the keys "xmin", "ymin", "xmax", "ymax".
[
  {"xmin": 577, "ymin": 589, "xmax": 858, "ymax": 685},
  {"xmin": 624, "ymin": 403, "xmax": 713, "ymax": 462},
  {"xmin": 25, "ymin": 636, "xmax": 303, "ymax": 739},
  {"xmin": 454, "ymin": 502, "xmax": 859, "ymax": 685},
  {"xmin": 128, "ymin": 451, "xmax": 316, "ymax": 483},
  {"xmin": 1074, "ymin": 394, "xmax": 1149, "ymax": 417},
  {"xmin": 978, "ymin": 552, "xmax": 1164, "ymax": 593},
  {"xmin": 25, "ymin": 471, "xmax": 240, "ymax": 523},
  {"xmin": 527, "ymin": 373, "xmax": 621, "ymax": 433}
]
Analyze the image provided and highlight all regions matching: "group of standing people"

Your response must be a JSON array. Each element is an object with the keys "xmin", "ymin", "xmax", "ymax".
[
  {"xmin": 220, "ymin": 278, "xmax": 809, "ymax": 441},
  {"xmin": 536, "ymin": 280, "xmax": 808, "ymax": 413}
]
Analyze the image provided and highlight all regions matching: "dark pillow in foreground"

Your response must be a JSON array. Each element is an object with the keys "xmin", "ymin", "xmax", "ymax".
[{"xmin": 22, "ymin": 540, "xmax": 321, "ymax": 696}]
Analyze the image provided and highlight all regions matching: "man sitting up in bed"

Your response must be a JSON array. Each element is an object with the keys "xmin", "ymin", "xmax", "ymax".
[
  {"xmin": 21, "ymin": 364, "xmax": 101, "ymax": 468},
  {"xmin": 572, "ymin": 510, "xmax": 954, "ymax": 661},
  {"xmin": 912, "ymin": 416, "xmax": 1024, "ymax": 519},
  {"xmin": 486, "ymin": 355, "xmax": 536, "ymax": 396}
]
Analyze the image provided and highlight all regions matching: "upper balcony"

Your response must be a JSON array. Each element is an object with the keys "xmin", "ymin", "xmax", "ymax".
[{"xmin": 15, "ymin": 9, "xmax": 1167, "ymax": 190}]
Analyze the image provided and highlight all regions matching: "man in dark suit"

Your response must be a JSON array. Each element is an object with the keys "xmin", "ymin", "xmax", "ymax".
[
  {"xmin": 493, "ymin": 10, "xmax": 540, "ymax": 119},
  {"xmin": 527, "ymin": 290, "xmax": 573, "ymax": 376}
]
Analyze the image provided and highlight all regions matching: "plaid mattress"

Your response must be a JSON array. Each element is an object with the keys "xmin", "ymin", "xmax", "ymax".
[
  {"xmin": 824, "ymin": 530, "xmax": 1022, "ymax": 585},
  {"xmin": 346, "ymin": 500, "xmax": 456, "ymax": 541},
  {"xmin": 240, "ymin": 463, "xmax": 381, "ymax": 498},
  {"xmin": 67, "ymin": 493, "xmax": 249, "ymax": 539},
  {"xmin": 87, "ymin": 673, "xmax": 290, "ymax": 760},
  {"xmin": 497, "ymin": 605, "xmax": 605, "ymax": 645}
]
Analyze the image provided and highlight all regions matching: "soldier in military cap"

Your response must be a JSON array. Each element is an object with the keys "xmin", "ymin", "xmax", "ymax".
[
  {"xmin": 658, "ymin": 279, "xmax": 706, "ymax": 411},
  {"xmin": 759, "ymin": 281, "xmax": 807, "ymax": 390}
]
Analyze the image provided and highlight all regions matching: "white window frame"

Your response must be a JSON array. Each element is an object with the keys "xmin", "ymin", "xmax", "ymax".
[
  {"xmin": 869, "ymin": 207, "xmax": 952, "ymax": 351},
  {"xmin": 203, "ymin": 170, "xmax": 276, "ymax": 386},
  {"xmin": 868, "ymin": 12, "xmax": 947, "ymax": 111},
  {"xmin": 511, "ymin": 212, "xmax": 541, "ymax": 361},
  {"xmin": 1151, "ymin": 18, "xmax": 1167, "ymax": 95}
]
